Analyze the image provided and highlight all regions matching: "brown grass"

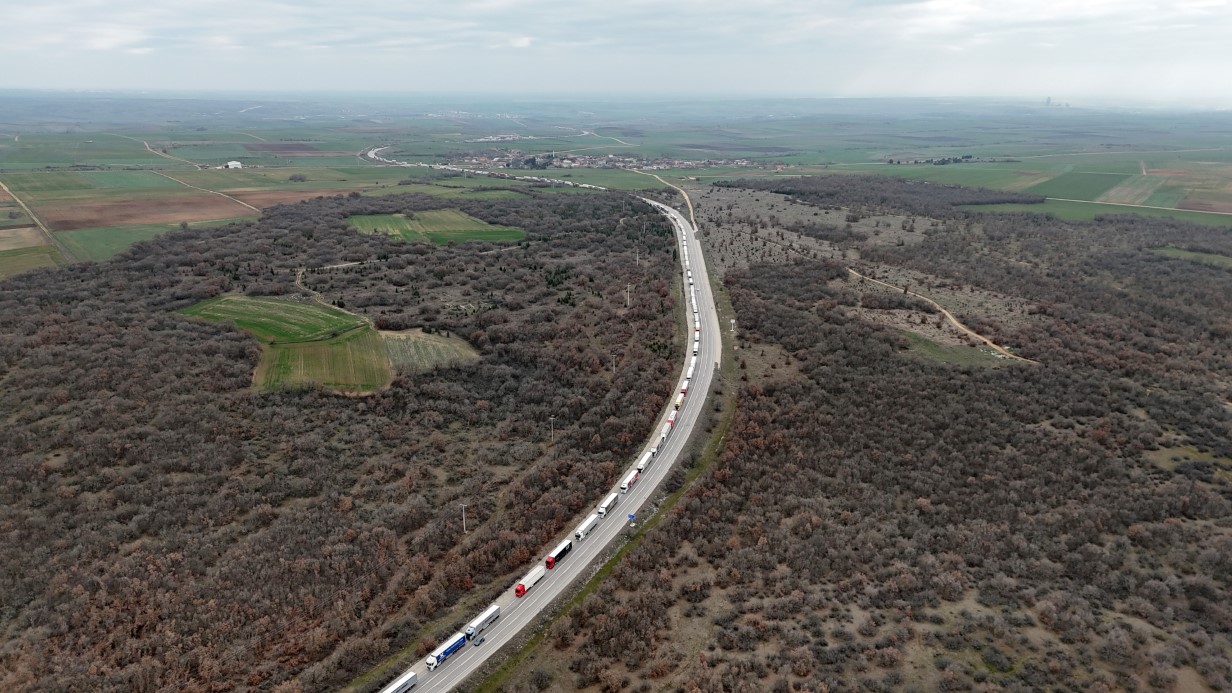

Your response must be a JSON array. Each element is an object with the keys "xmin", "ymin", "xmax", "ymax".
[
  {"xmin": 40, "ymin": 194, "xmax": 253, "ymax": 231},
  {"xmin": 0, "ymin": 226, "xmax": 47, "ymax": 251},
  {"xmin": 1176, "ymin": 196, "xmax": 1232, "ymax": 214}
]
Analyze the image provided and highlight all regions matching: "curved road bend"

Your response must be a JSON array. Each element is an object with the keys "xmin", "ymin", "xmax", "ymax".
[{"xmin": 372, "ymin": 197, "xmax": 721, "ymax": 693}]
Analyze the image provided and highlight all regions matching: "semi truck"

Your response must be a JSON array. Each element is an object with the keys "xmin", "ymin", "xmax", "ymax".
[
  {"xmin": 575, "ymin": 512, "xmax": 600, "ymax": 540},
  {"xmin": 465, "ymin": 604, "xmax": 500, "ymax": 640},
  {"xmin": 545, "ymin": 539, "xmax": 573, "ymax": 569},
  {"xmin": 686, "ymin": 365, "xmax": 694, "ymax": 380},
  {"xmin": 636, "ymin": 451, "xmax": 653, "ymax": 471},
  {"xmin": 515, "ymin": 565, "xmax": 546, "ymax": 598},
  {"xmin": 620, "ymin": 468, "xmax": 640, "ymax": 494},
  {"xmin": 681, "ymin": 380, "xmax": 689, "ymax": 394},
  {"xmin": 667, "ymin": 410, "xmax": 678, "ymax": 427},
  {"xmin": 379, "ymin": 669, "xmax": 417, "ymax": 693},
  {"xmin": 674, "ymin": 392, "xmax": 685, "ymax": 409},
  {"xmin": 598, "ymin": 491, "xmax": 620, "ymax": 518},
  {"xmin": 425, "ymin": 631, "xmax": 467, "ymax": 671}
]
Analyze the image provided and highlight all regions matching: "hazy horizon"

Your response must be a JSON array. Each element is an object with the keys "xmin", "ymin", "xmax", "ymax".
[{"xmin": 4, "ymin": 0, "xmax": 1232, "ymax": 107}]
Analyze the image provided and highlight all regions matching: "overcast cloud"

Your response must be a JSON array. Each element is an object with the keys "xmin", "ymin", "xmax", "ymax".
[{"xmin": 4, "ymin": 0, "xmax": 1231, "ymax": 104}]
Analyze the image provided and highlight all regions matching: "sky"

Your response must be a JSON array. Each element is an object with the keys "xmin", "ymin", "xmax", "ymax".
[{"xmin": 4, "ymin": 0, "xmax": 1232, "ymax": 105}]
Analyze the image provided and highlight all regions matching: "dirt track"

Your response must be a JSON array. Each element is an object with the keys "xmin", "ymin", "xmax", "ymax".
[{"xmin": 846, "ymin": 267, "xmax": 1036, "ymax": 363}]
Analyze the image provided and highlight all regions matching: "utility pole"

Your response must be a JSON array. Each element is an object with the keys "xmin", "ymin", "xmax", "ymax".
[
  {"xmin": 730, "ymin": 318, "xmax": 736, "ymax": 334},
  {"xmin": 461, "ymin": 504, "xmax": 469, "ymax": 533},
  {"xmin": 549, "ymin": 415, "xmax": 556, "ymax": 441},
  {"xmin": 625, "ymin": 284, "xmax": 631, "ymax": 309}
]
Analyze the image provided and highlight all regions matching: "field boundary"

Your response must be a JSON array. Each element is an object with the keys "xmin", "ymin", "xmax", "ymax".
[{"xmin": 150, "ymin": 171, "xmax": 260, "ymax": 212}]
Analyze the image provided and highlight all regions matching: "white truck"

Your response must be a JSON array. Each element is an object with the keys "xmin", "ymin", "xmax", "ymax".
[
  {"xmin": 620, "ymin": 468, "xmax": 640, "ymax": 494},
  {"xmin": 515, "ymin": 565, "xmax": 546, "ymax": 598},
  {"xmin": 465, "ymin": 604, "xmax": 500, "ymax": 640},
  {"xmin": 675, "ymin": 392, "xmax": 685, "ymax": 409},
  {"xmin": 636, "ymin": 451, "xmax": 653, "ymax": 471},
  {"xmin": 379, "ymin": 669, "xmax": 417, "ymax": 693},
  {"xmin": 575, "ymin": 512, "xmax": 600, "ymax": 540},
  {"xmin": 598, "ymin": 491, "xmax": 620, "ymax": 518}
]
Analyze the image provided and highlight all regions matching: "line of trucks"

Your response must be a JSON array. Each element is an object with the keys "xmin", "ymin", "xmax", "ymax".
[{"xmin": 380, "ymin": 206, "xmax": 702, "ymax": 692}]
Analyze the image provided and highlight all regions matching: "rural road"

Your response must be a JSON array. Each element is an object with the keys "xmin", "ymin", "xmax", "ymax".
[{"xmin": 373, "ymin": 195, "xmax": 722, "ymax": 693}]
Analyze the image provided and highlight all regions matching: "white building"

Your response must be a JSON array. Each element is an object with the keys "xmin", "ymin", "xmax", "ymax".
[{"xmin": 225, "ymin": 161, "xmax": 243, "ymax": 169}]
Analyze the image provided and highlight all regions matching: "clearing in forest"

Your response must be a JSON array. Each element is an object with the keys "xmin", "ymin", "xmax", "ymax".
[
  {"xmin": 258, "ymin": 328, "xmax": 392, "ymax": 391},
  {"xmin": 182, "ymin": 295, "xmax": 367, "ymax": 343},
  {"xmin": 350, "ymin": 209, "xmax": 524, "ymax": 244},
  {"xmin": 382, "ymin": 328, "xmax": 480, "ymax": 374},
  {"xmin": 183, "ymin": 295, "xmax": 392, "ymax": 391}
]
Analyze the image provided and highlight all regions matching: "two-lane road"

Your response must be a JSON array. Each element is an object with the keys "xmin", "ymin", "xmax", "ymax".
[{"xmin": 375, "ymin": 197, "xmax": 720, "ymax": 693}]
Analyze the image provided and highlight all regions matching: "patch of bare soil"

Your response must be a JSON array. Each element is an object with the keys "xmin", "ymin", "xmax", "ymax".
[
  {"xmin": 1177, "ymin": 196, "xmax": 1232, "ymax": 214},
  {"xmin": 40, "ymin": 194, "xmax": 253, "ymax": 231},
  {"xmin": 0, "ymin": 226, "xmax": 46, "ymax": 251}
]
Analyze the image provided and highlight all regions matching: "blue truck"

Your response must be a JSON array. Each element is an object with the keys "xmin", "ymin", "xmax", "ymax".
[{"xmin": 425, "ymin": 631, "xmax": 467, "ymax": 671}]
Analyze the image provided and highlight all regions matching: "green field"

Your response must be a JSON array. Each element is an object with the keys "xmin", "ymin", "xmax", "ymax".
[
  {"xmin": 182, "ymin": 295, "xmax": 368, "ymax": 343},
  {"xmin": 1025, "ymin": 171, "xmax": 1132, "ymax": 200},
  {"xmin": 963, "ymin": 199, "xmax": 1232, "ymax": 227},
  {"xmin": 56, "ymin": 218, "xmax": 253, "ymax": 262},
  {"xmin": 0, "ymin": 245, "xmax": 63, "ymax": 279},
  {"xmin": 383, "ymin": 329, "xmax": 481, "ymax": 374},
  {"xmin": 902, "ymin": 331, "xmax": 1008, "ymax": 367},
  {"xmin": 1152, "ymin": 247, "xmax": 1232, "ymax": 269},
  {"xmin": 259, "ymin": 327, "xmax": 392, "ymax": 391},
  {"xmin": 350, "ymin": 209, "xmax": 524, "ymax": 243}
]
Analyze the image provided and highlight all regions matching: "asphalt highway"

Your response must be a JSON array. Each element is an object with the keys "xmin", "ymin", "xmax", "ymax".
[{"xmin": 373, "ymin": 191, "xmax": 720, "ymax": 693}]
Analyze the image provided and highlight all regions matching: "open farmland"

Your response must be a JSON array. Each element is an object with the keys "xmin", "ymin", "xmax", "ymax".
[
  {"xmin": 0, "ymin": 245, "xmax": 61, "ymax": 278},
  {"xmin": 1025, "ymin": 171, "xmax": 1132, "ymax": 200},
  {"xmin": 258, "ymin": 327, "xmax": 392, "ymax": 391},
  {"xmin": 0, "ymin": 226, "xmax": 45, "ymax": 252},
  {"xmin": 182, "ymin": 295, "xmax": 368, "ymax": 343},
  {"xmin": 350, "ymin": 208, "xmax": 524, "ymax": 243},
  {"xmin": 382, "ymin": 328, "xmax": 481, "ymax": 374}
]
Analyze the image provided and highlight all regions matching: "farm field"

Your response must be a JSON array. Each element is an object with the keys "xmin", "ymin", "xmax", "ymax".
[
  {"xmin": 56, "ymin": 219, "xmax": 250, "ymax": 261},
  {"xmin": 257, "ymin": 327, "xmax": 392, "ymax": 391},
  {"xmin": 1025, "ymin": 171, "xmax": 1132, "ymax": 200},
  {"xmin": 0, "ymin": 245, "xmax": 62, "ymax": 278},
  {"xmin": 0, "ymin": 226, "xmax": 45, "ymax": 252},
  {"xmin": 350, "ymin": 209, "xmax": 523, "ymax": 243},
  {"xmin": 182, "ymin": 294, "xmax": 393, "ymax": 391},
  {"xmin": 382, "ymin": 328, "xmax": 481, "ymax": 374},
  {"xmin": 182, "ymin": 295, "xmax": 367, "ymax": 343}
]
